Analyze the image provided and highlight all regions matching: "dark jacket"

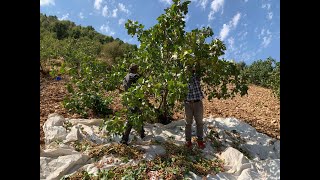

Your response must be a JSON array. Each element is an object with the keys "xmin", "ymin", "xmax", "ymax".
[{"xmin": 123, "ymin": 73, "xmax": 140, "ymax": 91}]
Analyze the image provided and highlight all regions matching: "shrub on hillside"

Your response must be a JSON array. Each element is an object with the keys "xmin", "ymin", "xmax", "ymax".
[{"xmin": 241, "ymin": 57, "xmax": 280, "ymax": 99}]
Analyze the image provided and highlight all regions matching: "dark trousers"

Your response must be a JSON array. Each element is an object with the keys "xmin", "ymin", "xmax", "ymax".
[
  {"xmin": 185, "ymin": 100, "xmax": 204, "ymax": 141},
  {"xmin": 121, "ymin": 107, "xmax": 145, "ymax": 143}
]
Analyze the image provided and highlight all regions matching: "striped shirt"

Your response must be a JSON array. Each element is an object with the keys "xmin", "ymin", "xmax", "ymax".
[{"xmin": 186, "ymin": 74, "xmax": 204, "ymax": 101}]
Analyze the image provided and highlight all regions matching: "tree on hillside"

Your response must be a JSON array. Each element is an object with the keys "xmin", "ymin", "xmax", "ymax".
[
  {"xmin": 236, "ymin": 61, "xmax": 247, "ymax": 71},
  {"xmin": 244, "ymin": 57, "xmax": 276, "ymax": 87},
  {"xmin": 40, "ymin": 31, "xmax": 62, "ymax": 75},
  {"xmin": 239, "ymin": 57, "xmax": 280, "ymax": 99},
  {"xmin": 53, "ymin": 21, "xmax": 70, "ymax": 40},
  {"xmin": 268, "ymin": 61, "xmax": 280, "ymax": 99},
  {"xmin": 101, "ymin": 41, "xmax": 125, "ymax": 64},
  {"xmin": 104, "ymin": 0, "xmax": 248, "ymax": 134}
]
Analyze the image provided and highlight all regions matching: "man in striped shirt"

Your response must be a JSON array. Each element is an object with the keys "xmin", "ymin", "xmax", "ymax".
[{"xmin": 185, "ymin": 65, "xmax": 206, "ymax": 149}]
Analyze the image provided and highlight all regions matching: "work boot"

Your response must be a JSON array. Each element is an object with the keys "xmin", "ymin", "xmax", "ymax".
[
  {"xmin": 197, "ymin": 140, "xmax": 206, "ymax": 149},
  {"xmin": 185, "ymin": 141, "xmax": 192, "ymax": 148}
]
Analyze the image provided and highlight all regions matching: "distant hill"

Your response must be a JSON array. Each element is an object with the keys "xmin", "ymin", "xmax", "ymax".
[
  {"xmin": 40, "ymin": 13, "xmax": 137, "ymax": 69},
  {"xmin": 40, "ymin": 13, "xmax": 135, "ymax": 46}
]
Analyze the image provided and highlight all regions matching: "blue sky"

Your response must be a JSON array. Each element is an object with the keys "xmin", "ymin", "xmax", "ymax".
[{"xmin": 40, "ymin": 0, "xmax": 280, "ymax": 64}]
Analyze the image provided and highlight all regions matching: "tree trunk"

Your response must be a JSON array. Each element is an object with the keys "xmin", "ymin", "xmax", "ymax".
[
  {"xmin": 162, "ymin": 88, "xmax": 168, "ymax": 120},
  {"xmin": 158, "ymin": 86, "xmax": 170, "ymax": 124}
]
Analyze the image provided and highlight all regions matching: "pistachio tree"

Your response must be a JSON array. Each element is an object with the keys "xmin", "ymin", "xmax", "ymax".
[{"xmin": 104, "ymin": 0, "xmax": 248, "ymax": 134}]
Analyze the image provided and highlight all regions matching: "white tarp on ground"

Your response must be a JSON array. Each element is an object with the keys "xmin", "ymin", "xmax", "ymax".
[
  {"xmin": 40, "ymin": 146, "xmax": 90, "ymax": 180},
  {"xmin": 41, "ymin": 113, "xmax": 280, "ymax": 180}
]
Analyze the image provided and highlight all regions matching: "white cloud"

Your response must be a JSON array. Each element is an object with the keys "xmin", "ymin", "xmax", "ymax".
[
  {"xmin": 234, "ymin": 50, "xmax": 241, "ymax": 56},
  {"xmin": 199, "ymin": 0, "xmax": 208, "ymax": 9},
  {"xmin": 59, "ymin": 13, "xmax": 69, "ymax": 20},
  {"xmin": 228, "ymin": 37, "xmax": 234, "ymax": 46},
  {"xmin": 118, "ymin": 18, "xmax": 125, "ymax": 25},
  {"xmin": 208, "ymin": 12, "xmax": 215, "ymax": 21},
  {"xmin": 94, "ymin": 0, "xmax": 103, "ymax": 10},
  {"xmin": 40, "ymin": 0, "xmax": 55, "ymax": 6},
  {"xmin": 244, "ymin": 0, "xmax": 248, "ymax": 2},
  {"xmin": 183, "ymin": 14, "xmax": 190, "ymax": 22},
  {"xmin": 261, "ymin": 35, "xmax": 272, "ymax": 47},
  {"xmin": 208, "ymin": 0, "xmax": 224, "ymax": 21},
  {"xmin": 219, "ymin": 12, "xmax": 241, "ymax": 41},
  {"xmin": 228, "ymin": 37, "xmax": 235, "ymax": 51},
  {"xmin": 100, "ymin": 24, "xmax": 115, "ymax": 36},
  {"xmin": 239, "ymin": 31, "xmax": 248, "ymax": 40},
  {"xmin": 259, "ymin": 29, "xmax": 272, "ymax": 47},
  {"xmin": 211, "ymin": 0, "xmax": 224, "ymax": 14},
  {"xmin": 118, "ymin": 3, "xmax": 130, "ymax": 14},
  {"xmin": 262, "ymin": 3, "xmax": 273, "ymax": 21},
  {"xmin": 108, "ymin": 0, "xmax": 115, "ymax": 5},
  {"xmin": 267, "ymin": 12, "xmax": 273, "ymax": 20},
  {"xmin": 237, "ymin": 42, "xmax": 248, "ymax": 53},
  {"xmin": 241, "ymin": 51, "xmax": 256, "ymax": 62},
  {"xmin": 258, "ymin": 28, "xmax": 265, "ymax": 39},
  {"xmin": 196, "ymin": 24, "xmax": 205, "ymax": 28},
  {"xmin": 112, "ymin": 8, "xmax": 118, "ymax": 18},
  {"xmin": 262, "ymin": 3, "xmax": 271, "ymax": 10},
  {"xmin": 79, "ymin": 12, "xmax": 85, "ymax": 19},
  {"xmin": 159, "ymin": 0, "xmax": 172, "ymax": 5},
  {"xmin": 102, "ymin": 5, "xmax": 109, "ymax": 17},
  {"xmin": 219, "ymin": 24, "xmax": 230, "ymax": 41},
  {"xmin": 231, "ymin": 12, "xmax": 241, "ymax": 27},
  {"xmin": 266, "ymin": 29, "xmax": 271, "ymax": 35}
]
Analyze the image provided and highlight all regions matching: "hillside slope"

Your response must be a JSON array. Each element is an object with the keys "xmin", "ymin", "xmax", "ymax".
[{"xmin": 40, "ymin": 74, "xmax": 280, "ymax": 146}]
